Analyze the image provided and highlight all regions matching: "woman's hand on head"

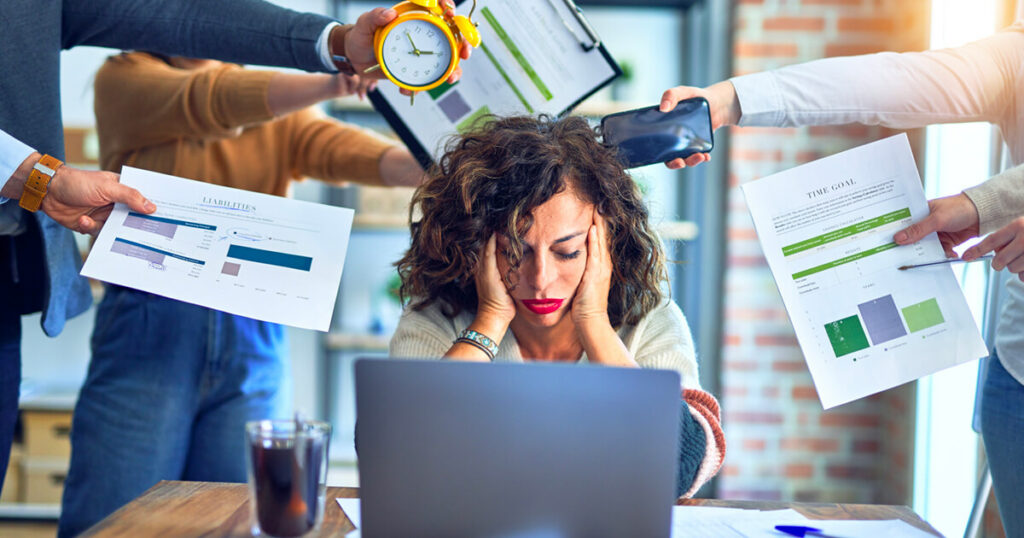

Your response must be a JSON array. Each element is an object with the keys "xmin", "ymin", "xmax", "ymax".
[
  {"xmin": 571, "ymin": 210, "xmax": 613, "ymax": 329},
  {"xmin": 475, "ymin": 234, "xmax": 517, "ymax": 328}
]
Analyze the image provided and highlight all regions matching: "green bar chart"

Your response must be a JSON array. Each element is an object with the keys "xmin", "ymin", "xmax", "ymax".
[
  {"xmin": 901, "ymin": 298, "xmax": 945, "ymax": 333},
  {"xmin": 824, "ymin": 295, "xmax": 944, "ymax": 358},
  {"xmin": 824, "ymin": 315, "xmax": 870, "ymax": 357}
]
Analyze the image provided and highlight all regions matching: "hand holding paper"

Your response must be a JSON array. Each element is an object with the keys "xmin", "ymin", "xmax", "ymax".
[
  {"xmin": 741, "ymin": 134, "xmax": 987, "ymax": 408},
  {"xmin": 81, "ymin": 167, "xmax": 353, "ymax": 331}
]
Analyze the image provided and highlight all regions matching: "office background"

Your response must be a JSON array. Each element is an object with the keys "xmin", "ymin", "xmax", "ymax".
[{"xmin": 4, "ymin": 0, "xmax": 1018, "ymax": 537}]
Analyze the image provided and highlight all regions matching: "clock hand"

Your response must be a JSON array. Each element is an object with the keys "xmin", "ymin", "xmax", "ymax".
[
  {"xmin": 405, "ymin": 32, "xmax": 421, "ymax": 56},
  {"xmin": 418, "ymin": 50, "xmax": 435, "ymax": 55}
]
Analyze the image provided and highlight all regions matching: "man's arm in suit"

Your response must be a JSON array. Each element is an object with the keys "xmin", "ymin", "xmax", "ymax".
[{"xmin": 61, "ymin": 0, "xmax": 340, "ymax": 73}]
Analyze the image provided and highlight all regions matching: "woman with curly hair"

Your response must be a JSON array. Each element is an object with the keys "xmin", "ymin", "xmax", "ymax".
[{"xmin": 390, "ymin": 115, "xmax": 724, "ymax": 498}]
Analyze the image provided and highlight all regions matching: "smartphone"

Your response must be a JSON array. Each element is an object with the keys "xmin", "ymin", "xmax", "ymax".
[{"xmin": 600, "ymin": 97, "xmax": 714, "ymax": 169}]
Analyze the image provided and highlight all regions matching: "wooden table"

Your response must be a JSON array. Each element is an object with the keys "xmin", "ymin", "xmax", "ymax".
[{"xmin": 82, "ymin": 480, "xmax": 940, "ymax": 536}]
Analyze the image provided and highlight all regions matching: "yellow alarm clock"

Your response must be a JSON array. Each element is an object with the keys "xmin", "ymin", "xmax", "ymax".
[{"xmin": 372, "ymin": 0, "xmax": 481, "ymax": 92}]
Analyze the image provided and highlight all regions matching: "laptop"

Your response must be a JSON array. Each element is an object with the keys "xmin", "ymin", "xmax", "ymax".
[{"xmin": 354, "ymin": 358, "xmax": 682, "ymax": 537}]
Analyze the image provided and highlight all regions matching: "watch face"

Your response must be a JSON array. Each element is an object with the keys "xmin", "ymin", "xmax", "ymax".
[{"xmin": 381, "ymin": 18, "xmax": 454, "ymax": 88}]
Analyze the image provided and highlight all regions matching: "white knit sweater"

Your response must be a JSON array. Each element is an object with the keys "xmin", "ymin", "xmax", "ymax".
[{"xmin": 389, "ymin": 298, "xmax": 701, "ymax": 388}]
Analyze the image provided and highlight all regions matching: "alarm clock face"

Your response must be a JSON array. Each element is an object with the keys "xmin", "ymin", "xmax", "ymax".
[{"xmin": 380, "ymin": 18, "xmax": 454, "ymax": 88}]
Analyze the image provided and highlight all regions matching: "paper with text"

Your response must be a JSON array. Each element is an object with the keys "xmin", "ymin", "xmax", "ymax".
[
  {"xmin": 82, "ymin": 167, "xmax": 353, "ymax": 331},
  {"xmin": 728, "ymin": 518, "xmax": 936, "ymax": 537},
  {"xmin": 741, "ymin": 134, "xmax": 987, "ymax": 408},
  {"xmin": 337, "ymin": 498, "xmax": 809, "ymax": 538},
  {"xmin": 374, "ymin": 0, "xmax": 617, "ymax": 161}
]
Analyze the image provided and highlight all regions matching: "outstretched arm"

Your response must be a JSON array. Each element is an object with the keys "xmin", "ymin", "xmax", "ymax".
[
  {"xmin": 267, "ymin": 73, "xmax": 376, "ymax": 117},
  {"xmin": 2, "ymin": 147, "xmax": 154, "ymax": 235},
  {"xmin": 659, "ymin": 23, "xmax": 1024, "ymax": 168},
  {"xmin": 63, "ymin": 0, "xmax": 335, "ymax": 72}
]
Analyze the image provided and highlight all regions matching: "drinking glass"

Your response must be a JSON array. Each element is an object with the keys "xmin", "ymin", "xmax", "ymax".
[{"xmin": 245, "ymin": 419, "xmax": 331, "ymax": 537}]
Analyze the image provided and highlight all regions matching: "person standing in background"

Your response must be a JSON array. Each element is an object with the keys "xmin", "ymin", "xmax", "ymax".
[
  {"xmin": 659, "ymin": 21, "xmax": 1024, "ymax": 535},
  {"xmin": 57, "ymin": 51, "xmax": 427, "ymax": 535},
  {"xmin": 0, "ymin": 0, "xmax": 466, "ymax": 515}
]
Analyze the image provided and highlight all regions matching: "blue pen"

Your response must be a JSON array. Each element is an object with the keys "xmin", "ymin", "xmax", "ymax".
[{"xmin": 775, "ymin": 525, "xmax": 833, "ymax": 537}]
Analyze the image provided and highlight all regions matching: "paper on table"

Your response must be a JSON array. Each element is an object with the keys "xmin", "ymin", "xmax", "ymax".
[
  {"xmin": 81, "ymin": 167, "xmax": 353, "ymax": 331},
  {"xmin": 337, "ymin": 498, "xmax": 361, "ymax": 528},
  {"xmin": 740, "ymin": 134, "xmax": 987, "ymax": 408},
  {"xmin": 728, "ymin": 518, "xmax": 937, "ymax": 537},
  {"xmin": 672, "ymin": 507, "xmax": 809, "ymax": 537},
  {"xmin": 337, "ymin": 498, "xmax": 809, "ymax": 538}
]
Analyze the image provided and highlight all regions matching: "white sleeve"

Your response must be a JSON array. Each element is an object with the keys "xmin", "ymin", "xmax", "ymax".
[
  {"xmin": 731, "ymin": 24, "xmax": 1024, "ymax": 129},
  {"xmin": 630, "ymin": 300, "xmax": 702, "ymax": 389},
  {"xmin": 316, "ymin": 22, "xmax": 343, "ymax": 72},
  {"xmin": 0, "ymin": 128, "xmax": 35, "ymax": 205}
]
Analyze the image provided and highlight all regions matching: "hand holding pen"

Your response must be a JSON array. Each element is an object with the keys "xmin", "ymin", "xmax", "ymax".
[
  {"xmin": 893, "ymin": 193, "xmax": 1024, "ymax": 281},
  {"xmin": 898, "ymin": 254, "xmax": 994, "ymax": 271}
]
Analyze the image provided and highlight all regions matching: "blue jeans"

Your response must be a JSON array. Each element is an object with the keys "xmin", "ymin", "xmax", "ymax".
[
  {"xmin": 57, "ymin": 286, "xmax": 290, "ymax": 537},
  {"xmin": 981, "ymin": 349, "xmax": 1024, "ymax": 538},
  {"xmin": 0, "ymin": 308, "xmax": 19, "ymax": 495}
]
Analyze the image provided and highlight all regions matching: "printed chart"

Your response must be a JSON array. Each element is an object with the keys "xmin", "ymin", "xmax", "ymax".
[
  {"xmin": 373, "ymin": 0, "xmax": 617, "ymax": 160},
  {"xmin": 742, "ymin": 135, "xmax": 986, "ymax": 408},
  {"xmin": 83, "ymin": 167, "xmax": 353, "ymax": 331}
]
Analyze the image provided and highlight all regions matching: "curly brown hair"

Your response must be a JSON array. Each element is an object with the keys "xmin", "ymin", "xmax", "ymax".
[{"xmin": 396, "ymin": 115, "xmax": 667, "ymax": 327}]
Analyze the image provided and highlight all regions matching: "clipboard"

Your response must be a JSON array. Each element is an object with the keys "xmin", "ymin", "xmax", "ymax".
[{"xmin": 368, "ymin": 0, "xmax": 621, "ymax": 168}]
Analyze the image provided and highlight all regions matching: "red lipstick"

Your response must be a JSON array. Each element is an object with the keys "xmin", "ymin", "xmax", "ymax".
[{"xmin": 521, "ymin": 298, "xmax": 564, "ymax": 315}]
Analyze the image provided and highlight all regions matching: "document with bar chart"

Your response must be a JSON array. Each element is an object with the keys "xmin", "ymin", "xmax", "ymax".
[
  {"xmin": 742, "ymin": 134, "xmax": 986, "ymax": 408},
  {"xmin": 82, "ymin": 167, "xmax": 353, "ymax": 331}
]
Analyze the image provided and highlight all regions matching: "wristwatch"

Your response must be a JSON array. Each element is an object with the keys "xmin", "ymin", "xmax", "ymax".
[
  {"xmin": 19, "ymin": 154, "xmax": 63, "ymax": 212},
  {"xmin": 331, "ymin": 54, "xmax": 357, "ymax": 76}
]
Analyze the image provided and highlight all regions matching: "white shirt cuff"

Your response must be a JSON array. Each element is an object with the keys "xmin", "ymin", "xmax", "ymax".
[
  {"xmin": 0, "ymin": 129, "xmax": 35, "ymax": 205},
  {"xmin": 730, "ymin": 71, "xmax": 787, "ymax": 127},
  {"xmin": 317, "ymin": 21, "xmax": 343, "ymax": 72}
]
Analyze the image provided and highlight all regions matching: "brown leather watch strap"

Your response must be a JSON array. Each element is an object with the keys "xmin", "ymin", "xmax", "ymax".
[{"xmin": 19, "ymin": 154, "xmax": 63, "ymax": 212}]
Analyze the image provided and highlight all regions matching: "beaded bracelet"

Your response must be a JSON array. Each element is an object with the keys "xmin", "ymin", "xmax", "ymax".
[
  {"xmin": 455, "ymin": 328, "xmax": 499, "ymax": 359},
  {"xmin": 455, "ymin": 337, "xmax": 494, "ymax": 359}
]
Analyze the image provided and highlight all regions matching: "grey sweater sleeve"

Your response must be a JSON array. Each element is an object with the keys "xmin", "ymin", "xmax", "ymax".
[
  {"xmin": 61, "ymin": 0, "xmax": 334, "ymax": 73},
  {"xmin": 963, "ymin": 164, "xmax": 1024, "ymax": 234}
]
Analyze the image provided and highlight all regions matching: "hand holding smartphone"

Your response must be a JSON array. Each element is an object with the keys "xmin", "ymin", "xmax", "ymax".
[{"xmin": 600, "ymin": 97, "xmax": 714, "ymax": 169}]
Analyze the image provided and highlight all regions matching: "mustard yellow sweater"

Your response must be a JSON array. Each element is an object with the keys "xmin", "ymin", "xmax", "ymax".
[{"xmin": 94, "ymin": 52, "xmax": 394, "ymax": 194}]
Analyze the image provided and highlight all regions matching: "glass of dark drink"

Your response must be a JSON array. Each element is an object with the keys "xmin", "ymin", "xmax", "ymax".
[{"xmin": 245, "ymin": 419, "xmax": 331, "ymax": 537}]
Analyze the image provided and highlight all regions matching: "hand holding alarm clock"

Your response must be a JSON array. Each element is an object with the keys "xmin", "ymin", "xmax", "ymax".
[
  {"xmin": 335, "ymin": 0, "xmax": 480, "ymax": 101},
  {"xmin": 374, "ymin": 0, "xmax": 481, "ymax": 92}
]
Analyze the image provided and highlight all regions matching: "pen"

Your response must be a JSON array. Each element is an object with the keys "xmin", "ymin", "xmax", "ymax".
[
  {"xmin": 897, "ymin": 254, "xmax": 994, "ymax": 271},
  {"xmin": 774, "ymin": 525, "xmax": 835, "ymax": 537}
]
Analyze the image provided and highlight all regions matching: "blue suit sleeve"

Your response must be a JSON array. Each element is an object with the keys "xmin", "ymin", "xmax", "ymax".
[
  {"xmin": 61, "ymin": 0, "xmax": 335, "ymax": 73},
  {"xmin": 676, "ymin": 400, "xmax": 706, "ymax": 498}
]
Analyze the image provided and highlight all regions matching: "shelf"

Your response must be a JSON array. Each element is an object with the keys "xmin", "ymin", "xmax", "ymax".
[
  {"xmin": 353, "ymin": 214, "xmax": 409, "ymax": 230},
  {"xmin": 353, "ymin": 214, "xmax": 695, "ymax": 240},
  {"xmin": 328, "ymin": 97, "xmax": 649, "ymax": 118},
  {"xmin": 657, "ymin": 220, "xmax": 698, "ymax": 241},
  {"xmin": 572, "ymin": 100, "xmax": 649, "ymax": 117},
  {"xmin": 326, "ymin": 332, "xmax": 391, "ymax": 351},
  {"xmin": 0, "ymin": 503, "xmax": 60, "ymax": 520},
  {"xmin": 18, "ymin": 390, "xmax": 76, "ymax": 412}
]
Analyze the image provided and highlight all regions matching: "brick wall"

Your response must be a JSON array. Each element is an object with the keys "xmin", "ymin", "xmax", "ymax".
[{"xmin": 719, "ymin": 0, "xmax": 929, "ymax": 504}]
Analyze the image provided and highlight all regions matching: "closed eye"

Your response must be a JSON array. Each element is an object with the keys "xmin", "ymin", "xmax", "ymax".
[{"xmin": 557, "ymin": 250, "xmax": 582, "ymax": 260}]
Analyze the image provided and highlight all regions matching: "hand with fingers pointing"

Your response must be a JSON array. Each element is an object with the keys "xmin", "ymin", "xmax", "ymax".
[
  {"xmin": 892, "ymin": 193, "xmax": 980, "ymax": 258},
  {"xmin": 962, "ymin": 218, "xmax": 1024, "ymax": 281}
]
